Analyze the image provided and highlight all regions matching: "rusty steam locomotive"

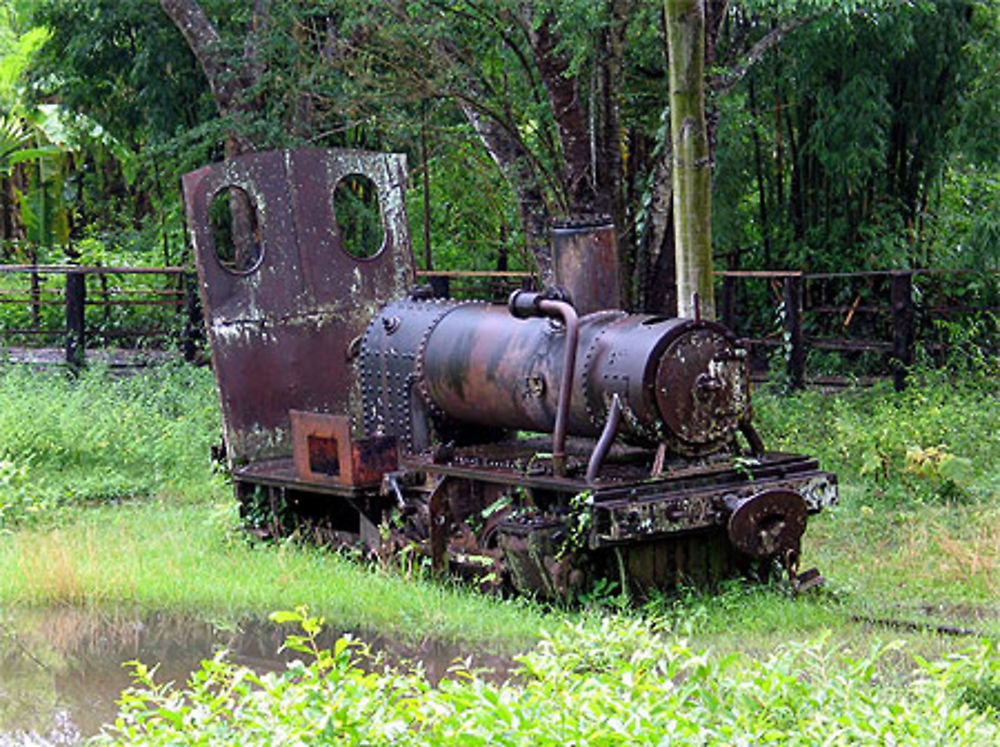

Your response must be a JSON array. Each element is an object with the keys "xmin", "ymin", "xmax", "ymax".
[{"xmin": 183, "ymin": 148, "xmax": 836, "ymax": 599}]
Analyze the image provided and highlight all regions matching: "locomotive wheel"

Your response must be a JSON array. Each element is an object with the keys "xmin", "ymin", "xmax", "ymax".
[{"xmin": 726, "ymin": 489, "xmax": 807, "ymax": 559}]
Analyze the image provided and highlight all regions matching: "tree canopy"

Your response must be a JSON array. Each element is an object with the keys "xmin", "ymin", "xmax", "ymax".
[{"xmin": 0, "ymin": 0, "xmax": 997, "ymax": 309}]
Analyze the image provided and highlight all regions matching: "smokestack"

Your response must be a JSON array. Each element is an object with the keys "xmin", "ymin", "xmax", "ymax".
[{"xmin": 551, "ymin": 215, "xmax": 622, "ymax": 315}]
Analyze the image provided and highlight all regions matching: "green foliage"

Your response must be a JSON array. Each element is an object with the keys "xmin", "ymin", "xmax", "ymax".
[
  {"xmin": 0, "ymin": 19, "xmax": 48, "ymax": 108},
  {"xmin": 98, "ymin": 614, "xmax": 1000, "ymax": 744},
  {"xmin": 7, "ymin": 0, "xmax": 1000, "ymax": 296},
  {"xmin": 407, "ymin": 137, "xmax": 526, "ymax": 274},
  {"xmin": 0, "ymin": 363, "xmax": 219, "ymax": 528},
  {"xmin": 753, "ymin": 373, "xmax": 1000, "ymax": 504},
  {"xmin": 26, "ymin": 0, "xmax": 214, "ymax": 149},
  {"xmin": 714, "ymin": 1, "xmax": 1000, "ymax": 273}
]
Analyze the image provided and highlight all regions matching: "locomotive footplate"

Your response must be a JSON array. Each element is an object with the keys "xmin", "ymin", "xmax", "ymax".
[
  {"xmin": 233, "ymin": 459, "xmax": 391, "ymax": 548},
  {"xmin": 403, "ymin": 446, "xmax": 836, "ymax": 597}
]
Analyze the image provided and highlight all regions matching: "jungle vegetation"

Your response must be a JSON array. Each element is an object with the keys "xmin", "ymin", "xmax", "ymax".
[
  {"xmin": 2, "ymin": 3, "xmax": 1000, "ymax": 740},
  {"xmin": 1, "ymin": 0, "xmax": 998, "ymax": 309}
]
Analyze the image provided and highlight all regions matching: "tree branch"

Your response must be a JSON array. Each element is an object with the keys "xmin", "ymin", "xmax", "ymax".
[
  {"xmin": 712, "ymin": 15, "xmax": 818, "ymax": 95},
  {"xmin": 527, "ymin": 11, "xmax": 597, "ymax": 212},
  {"xmin": 159, "ymin": 0, "xmax": 238, "ymax": 111}
]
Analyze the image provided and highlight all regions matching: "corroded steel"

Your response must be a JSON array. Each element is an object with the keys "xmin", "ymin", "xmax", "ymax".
[
  {"xmin": 182, "ymin": 149, "xmax": 414, "ymax": 464},
  {"xmin": 290, "ymin": 410, "xmax": 397, "ymax": 487},
  {"xmin": 725, "ymin": 488, "xmax": 807, "ymax": 558},
  {"xmin": 655, "ymin": 327, "xmax": 749, "ymax": 447},
  {"xmin": 184, "ymin": 147, "xmax": 838, "ymax": 601},
  {"xmin": 551, "ymin": 216, "xmax": 621, "ymax": 314},
  {"xmin": 507, "ymin": 290, "xmax": 580, "ymax": 476},
  {"xmin": 365, "ymin": 301, "xmax": 750, "ymax": 455}
]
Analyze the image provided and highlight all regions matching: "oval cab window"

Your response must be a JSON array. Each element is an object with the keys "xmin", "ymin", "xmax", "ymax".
[
  {"xmin": 333, "ymin": 174, "xmax": 384, "ymax": 259},
  {"xmin": 209, "ymin": 186, "xmax": 263, "ymax": 274}
]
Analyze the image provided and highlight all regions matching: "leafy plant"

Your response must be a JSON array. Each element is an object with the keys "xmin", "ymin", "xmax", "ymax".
[
  {"xmin": 754, "ymin": 373, "xmax": 999, "ymax": 505},
  {"xmin": 97, "ymin": 613, "xmax": 1000, "ymax": 745},
  {"xmin": 0, "ymin": 363, "xmax": 220, "ymax": 528}
]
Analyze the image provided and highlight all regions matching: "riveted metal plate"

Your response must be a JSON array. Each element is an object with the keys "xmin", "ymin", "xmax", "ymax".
[{"xmin": 182, "ymin": 149, "xmax": 415, "ymax": 465}]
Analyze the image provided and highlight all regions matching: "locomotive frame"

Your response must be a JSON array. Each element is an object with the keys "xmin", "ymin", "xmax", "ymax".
[{"xmin": 183, "ymin": 148, "xmax": 837, "ymax": 599}]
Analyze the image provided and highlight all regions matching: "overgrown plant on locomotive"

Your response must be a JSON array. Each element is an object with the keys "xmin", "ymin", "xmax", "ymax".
[{"xmin": 182, "ymin": 148, "xmax": 837, "ymax": 599}]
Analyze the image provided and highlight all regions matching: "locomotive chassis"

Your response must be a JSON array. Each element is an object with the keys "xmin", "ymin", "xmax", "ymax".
[{"xmin": 183, "ymin": 147, "xmax": 837, "ymax": 600}]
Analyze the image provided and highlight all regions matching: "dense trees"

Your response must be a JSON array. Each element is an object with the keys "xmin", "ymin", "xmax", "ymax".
[
  {"xmin": 714, "ymin": 1, "xmax": 1000, "ymax": 272},
  {"xmin": 1, "ymin": 0, "xmax": 998, "ymax": 310}
]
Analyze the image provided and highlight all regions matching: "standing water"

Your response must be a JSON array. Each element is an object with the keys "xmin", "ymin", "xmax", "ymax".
[{"xmin": 0, "ymin": 606, "xmax": 513, "ymax": 743}]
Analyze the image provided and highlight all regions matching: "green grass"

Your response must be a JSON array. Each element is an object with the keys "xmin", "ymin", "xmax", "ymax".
[
  {"xmin": 751, "ymin": 374, "xmax": 1000, "ymax": 624},
  {"xmin": 0, "ymin": 498, "xmax": 552, "ymax": 649},
  {"xmin": 0, "ymin": 363, "xmax": 223, "ymax": 526},
  {"xmin": 2, "ymin": 362, "xmax": 999, "ymax": 740},
  {"xmin": 0, "ymin": 363, "xmax": 998, "ymax": 716},
  {"xmin": 754, "ymin": 372, "xmax": 1000, "ymax": 505}
]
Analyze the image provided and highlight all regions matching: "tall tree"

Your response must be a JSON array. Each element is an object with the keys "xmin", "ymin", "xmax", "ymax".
[
  {"xmin": 665, "ymin": 0, "xmax": 713, "ymax": 319},
  {"xmin": 339, "ymin": 1, "xmax": 636, "ymax": 283},
  {"xmin": 158, "ymin": 0, "xmax": 269, "ymax": 158}
]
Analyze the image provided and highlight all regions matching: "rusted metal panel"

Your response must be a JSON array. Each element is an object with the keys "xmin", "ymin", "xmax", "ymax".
[
  {"xmin": 551, "ymin": 217, "xmax": 622, "ymax": 315},
  {"xmin": 290, "ymin": 410, "xmax": 398, "ymax": 487},
  {"xmin": 182, "ymin": 149, "xmax": 415, "ymax": 464},
  {"xmin": 370, "ymin": 300, "xmax": 749, "ymax": 454}
]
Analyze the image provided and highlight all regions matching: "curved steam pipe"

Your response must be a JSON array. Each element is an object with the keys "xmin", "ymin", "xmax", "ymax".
[
  {"xmin": 509, "ymin": 290, "xmax": 580, "ymax": 476},
  {"xmin": 586, "ymin": 393, "xmax": 622, "ymax": 483}
]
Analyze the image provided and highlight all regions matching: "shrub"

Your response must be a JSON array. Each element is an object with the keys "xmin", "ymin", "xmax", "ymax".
[
  {"xmin": 0, "ymin": 363, "xmax": 220, "ymax": 528},
  {"xmin": 97, "ymin": 612, "xmax": 1000, "ymax": 745},
  {"xmin": 753, "ymin": 375, "xmax": 1000, "ymax": 505}
]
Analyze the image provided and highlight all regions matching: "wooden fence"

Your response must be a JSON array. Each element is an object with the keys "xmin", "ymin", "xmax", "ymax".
[
  {"xmin": 4, "ymin": 263, "xmax": 994, "ymax": 386},
  {"xmin": 0, "ymin": 265, "xmax": 201, "ymax": 367},
  {"xmin": 719, "ymin": 269, "xmax": 1000, "ymax": 390},
  {"xmin": 417, "ymin": 267, "xmax": 998, "ymax": 390},
  {"xmin": 414, "ymin": 269, "xmax": 537, "ymax": 300}
]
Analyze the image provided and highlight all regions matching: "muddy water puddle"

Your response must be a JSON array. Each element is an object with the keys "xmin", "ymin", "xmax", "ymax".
[{"xmin": 0, "ymin": 606, "xmax": 515, "ymax": 743}]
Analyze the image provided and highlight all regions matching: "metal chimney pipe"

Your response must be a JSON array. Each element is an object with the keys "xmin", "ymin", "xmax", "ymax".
[{"xmin": 551, "ymin": 215, "xmax": 622, "ymax": 315}]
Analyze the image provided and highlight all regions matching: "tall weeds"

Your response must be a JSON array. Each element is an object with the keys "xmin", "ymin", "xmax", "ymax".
[{"xmin": 0, "ymin": 363, "xmax": 221, "ymax": 528}]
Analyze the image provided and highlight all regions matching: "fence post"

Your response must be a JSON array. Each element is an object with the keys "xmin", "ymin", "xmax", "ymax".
[
  {"xmin": 182, "ymin": 272, "xmax": 203, "ymax": 363},
  {"xmin": 65, "ymin": 271, "xmax": 86, "ymax": 370},
  {"xmin": 428, "ymin": 274, "xmax": 450, "ymax": 299},
  {"xmin": 28, "ymin": 245, "xmax": 40, "ymax": 327},
  {"xmin": 784, "ymin": 274, "xmax": 805, "ymax": 389},
  {"xmin": 891, "ymin": 271, "xmax": 914, "ymax": 392}
]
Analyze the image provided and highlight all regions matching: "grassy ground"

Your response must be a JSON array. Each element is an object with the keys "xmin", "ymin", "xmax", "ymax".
[
  {"xmin": 0, "ymin": 364, "xmax": 998, "ymax": 644},
  {"xmin": 0, "ymin": 498, "xmax": 551, "ymax": 648},
  {"xmin": 0, "ymin": 363, "xmax": 998, "ymax": 741}
]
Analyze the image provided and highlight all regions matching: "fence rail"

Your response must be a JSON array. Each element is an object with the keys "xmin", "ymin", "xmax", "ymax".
[
  {"xmin": 4, "ymin": 262, "xmax": 994, "ymax": 386},
  {"xmin": 718, "ymin": 268, "xmax": 1000, "ymax": 390},
  {"xmin": 415, "ymin": 268, "xmax": 537, "ymax": 301},
  {"xmin": 0, "ymin": 265, "xmax": 200, "ymax": 368}
]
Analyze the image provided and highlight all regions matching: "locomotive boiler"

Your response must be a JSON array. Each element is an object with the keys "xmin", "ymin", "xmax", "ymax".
[{"xmin": 183, "ymin": 148, "xmax": 836, "ymax": 599}]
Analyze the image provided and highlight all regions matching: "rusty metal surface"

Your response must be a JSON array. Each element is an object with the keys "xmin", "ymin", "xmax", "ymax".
[
  {"xmin": 373, "ymin": 299, "xmax": 750, "ymax": 454},
  {"xmin": 232, "ymin": 460, "xmax": 376, "ymax": 498},
  {"xmin": 358, "ymin": 297, "xmax": 461, "ymax": 454},
  {"xmin": 725, "ymin": 488, "xmax": 807, "ymax": 558},
  {"xmin": 401, "ymin": 439, "xmax": 835, "ymax": 530},
  {"xmin": 655, "ymin": 327, "xmax": 749, "ymax": 448},
  {"xmin": 182, "ymin": 149, "xmax": 838, "ymax": 599},
  {"xmin": 182, "ymin": 149, "xmax": 414, "ymax": 464},
  {"xmin": 551, "ymin": 217, "xmax": 622, "ymax": 315},
  {"xmin": 290, "ymin": 410, "xmax": 397, "ymax": 487}
]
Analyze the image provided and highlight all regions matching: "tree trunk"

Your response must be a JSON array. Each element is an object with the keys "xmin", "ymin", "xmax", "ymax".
[
  {"xmin": 665, "ymin": 0, "xmax": 714, "ymax": 320},
  {"xmin": 529, "ymin": 12, "xmax": 600, "ymax": 214},
  {"xmin": 460, "ymin": 103, "xmax": 552, "ymax": 279},
  {"xmin": 636, "ymin": 132, "xmax": 676, "ymax": 314},
  {"xmin": 159, "ymin": 0, "xmax": 266, "ymax": 156},
  {"xmin": 595, "ymin": 0, "xmax": 630, "ymax": 304},
  {"xmin": 749, "ymin": 75, "xmax": 771, "ymax": 267}
]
